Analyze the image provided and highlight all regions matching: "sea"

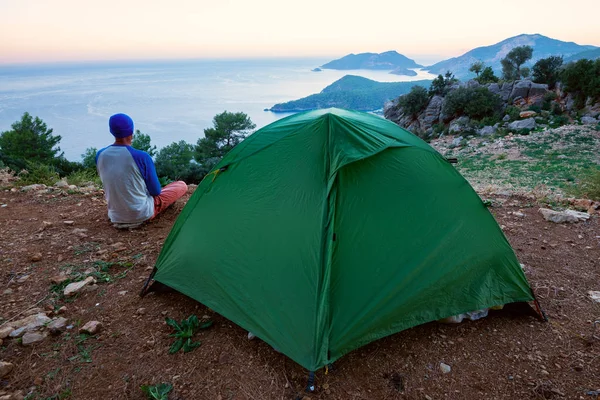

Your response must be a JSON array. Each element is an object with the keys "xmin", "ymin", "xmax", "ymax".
[{"xmin": 0, "ymin": 58, "xmax": 435, "ymax": 161}]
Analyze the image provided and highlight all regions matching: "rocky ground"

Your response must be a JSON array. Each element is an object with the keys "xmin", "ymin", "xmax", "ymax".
[{"xmin": 0, "ymin": 130, "xmax": 599, "ymax": 399}]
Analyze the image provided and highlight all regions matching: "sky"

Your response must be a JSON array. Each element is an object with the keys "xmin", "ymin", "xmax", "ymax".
[{"xmin": 0, "ymin": 0, "xmax": 599, "ymax": 66}]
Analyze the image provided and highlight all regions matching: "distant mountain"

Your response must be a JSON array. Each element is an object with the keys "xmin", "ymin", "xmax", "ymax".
[
  {"xmin": 321, "ymin": 51, "xmax": 423, "ymax": 72},
  {"xmin": 426, "ymin": 34, "xmax": 598, "ymax": 79},
  {"xmin": 268, "ymin": 75, "xmax": 431, "ymax": 112},
  {"xmin": 564, "ymin": 48, "xmax": 600, "ymax": 63}
]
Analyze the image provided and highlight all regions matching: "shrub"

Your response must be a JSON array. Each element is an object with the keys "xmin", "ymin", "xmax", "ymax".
[
  {"xmin": 561, "ymin": 59, "xmax": 600, "ymax": 109},
  {"xmin": 397, "ymin": 86, "xmax": 429, "ymax": 118},
  {"xmin": 429, "ymin": 71, "xmax": 457, "ymax": 96},
  {"xmin": 528, "ymin": 105, "xmax": 542, "ymax": 114},
  {"xmin": 17, "ymin": 162, "xmax": 60, "ymax": 186},
  {"xmin": 573, "ymin": 168, "xmax": 600, "ymax": 201},
  {"xmin": 532, "ymin": 56, "xmax": 563, "ymax": 89},
  {"xmin": 477, "ymin": 67, "xmax": 499, "ymax": 84},
  {"xmin": 542, "ymin": 92, "xmax": 558, "ymax": 111},
  {"xmin": 505, "ymin": 105, "xmax": 521, "ymax": 121},
  {"xmin": 549, "ymin": 115, "xmax": 569, "ymax": 128},
  {"xmin": 443, "ymin": 87, "xmax": 502, "ymax": 120},
  {"xmin": 132, "ymin": 130, "xmax": 157, "ymax": 158},
  {"xmin": 0, "ymin": 113, "xmax": 63, "ymax": 172},
  {"xmin": 67, "ymin": 169, "xmax": 101, "ymax": 187}
]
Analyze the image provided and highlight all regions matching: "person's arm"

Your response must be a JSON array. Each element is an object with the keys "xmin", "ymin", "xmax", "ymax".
[{"xmin": 128, "ymin": 148, "xmax": 162, "ymax": 196}]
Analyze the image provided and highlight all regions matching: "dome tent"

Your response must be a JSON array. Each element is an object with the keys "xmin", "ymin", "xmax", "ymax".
[{"xmin": 143, "ymin": 108, "xmax": 534, "ymax": 372}]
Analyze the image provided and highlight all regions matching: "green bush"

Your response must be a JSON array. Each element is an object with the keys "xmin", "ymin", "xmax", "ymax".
[
  {"xmin": 542, "ymin": 92, "xmax": 558, "ymax": 111},
  {"xmin": 397, "ymin": 85, "xmax": 429, "ymax": 118},
  {"xmin": 528, "ymin": 105, "xmax": 542, "ymax": 113},
  {"xmin": 429, "ymin": 71, "xmax": 457, "ymax": 96},
  {"xmin": 477, "ymin": 67, "xmax": 499, "ymax": 84},
  {"xmin": 532, "ymin": 56, "xmax": 563, "ymax": 89},
  {"xmin": 443, "ymin": 87, "xmax": 502, "ymax": 120},
  {"xmin": 0, "ymin": 113, "xmax": 63, "ymax": 172},
  {"xmin": 561, "ymin": 59, "xmax": 600, "ymax": 110},
  {"xmin": 550, "ymin": 115, "xmax": 569, "ymax": 128},
  {"xmin": 17, "ymin": 162, "xmax": 60, "ymax": 186},
  {"xmin": 573, "ymin": 168, "xmax": 600, "ymax": 201},
  {"xmin": 505, "ymin": 105, "xmax": 521, "ymax": 121}
]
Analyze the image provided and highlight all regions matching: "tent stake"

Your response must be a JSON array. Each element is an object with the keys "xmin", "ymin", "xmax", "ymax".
[
  {"xmin": 139, "ymin": 266, "xmax": 157, "ymax": 297},
  {"xmin": 305, "ymin": 371, "xmax": 315, "ymax": 392}
]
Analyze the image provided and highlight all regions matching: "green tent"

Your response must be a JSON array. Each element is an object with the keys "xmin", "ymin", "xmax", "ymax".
[{"xmin": 148, "ymin": 108, "xmax": 533, "ymax": 371}]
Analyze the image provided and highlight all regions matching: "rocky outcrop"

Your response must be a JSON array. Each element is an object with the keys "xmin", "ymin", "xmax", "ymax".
[{"xmin": 384, "ymin": 79, "xmax": 556, "ymax": 137}]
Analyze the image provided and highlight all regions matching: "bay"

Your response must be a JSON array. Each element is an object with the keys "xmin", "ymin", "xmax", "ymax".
[{"xmin": 0, "ymin": 58, "xmax": 434, "ymax": 160}]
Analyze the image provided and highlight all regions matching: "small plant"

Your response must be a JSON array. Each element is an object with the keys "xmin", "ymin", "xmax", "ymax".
[
  {"xmin": 165, "ymin": 315, "xmax": 212, "ymax": 354},
  {"xmin": 66, "ymin": 169, "xmax": 101, "ymax": 187},
  {"xmin": 497, "ymin": 153, "xmax": 508, "ymax": 160},
  {"xmin": 140, "ymin": 383, "xmax": 173, "ymax": 400},
  {"xmin": 17, "ymin": 162, "xmax": 59, "ymax": 186}
]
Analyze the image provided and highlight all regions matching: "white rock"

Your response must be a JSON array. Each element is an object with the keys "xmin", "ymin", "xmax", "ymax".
[
  {"xmin": 10, "ymin": 313, "xmax": 51, "ymax": 333},
  {"xmin": 0, "ymin": 361, "xmax": 14, "ymax": 378},
  {"xmin": 21, "ymin": 331, "xmax": 47, "ymax": 346},
  {"xmin": 63, "ymin": 277, "xmax": 96, "ymax": 297},
  {"xmin": 63, "ymin": 220, "xmax": 75, "ymax": 226},
  {"xmin": 539, "ymin": 208, "xmax": 590, "ymax": 223},
  {"xmin": 47, "ymin": 317, "xmax": 68, "ymax": 333},
  {"xmin": 54, "ymin": 179, "xmax": 69, "ymax": 188},
  {"xmin": 80, "ymin": 320, "xmax": 102, "ymax": 335},
  {"xmin": 440, "ymin": 362, "xmax": 452, "ymax": 374},
  {"xmin": 589, "ymin": 291, "xmax": 600, "ymax": 303},
  {"xmin": 9, "ymin": 327, "xmax": 26, "ymax": 338},
  {"xmin": 20, "ymin": 184, "xmax": 47, "ymax": 192}
]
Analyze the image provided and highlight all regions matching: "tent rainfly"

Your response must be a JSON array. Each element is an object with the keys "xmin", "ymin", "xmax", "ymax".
[{"xmin": 143, "ymin": 108, "xmax": 536, "ymax": 374}]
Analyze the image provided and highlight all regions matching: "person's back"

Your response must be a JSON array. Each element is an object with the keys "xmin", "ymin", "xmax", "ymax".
[
  {"xmin": 97, "ymin": 113, "xmax": 187, "ymax": 225},
  {"xmin": 96, "ymin": 144, "xmax": 158, "ymax": 223}
]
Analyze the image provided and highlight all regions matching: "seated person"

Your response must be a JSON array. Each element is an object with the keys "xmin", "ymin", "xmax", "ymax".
[{"xmin": 96, "ymin": 113, "xmax": 187, "ymax": 225}]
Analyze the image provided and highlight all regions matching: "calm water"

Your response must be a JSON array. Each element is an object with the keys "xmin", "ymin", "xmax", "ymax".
[{"xmin": 0, "ymin": 58, "xmax": 434, "ymax": 160}]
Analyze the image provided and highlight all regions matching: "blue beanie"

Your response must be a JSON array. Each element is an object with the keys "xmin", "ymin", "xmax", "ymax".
[{"xmin": 109, "ymin": 113, "xmax": 134, "ymax": 138}]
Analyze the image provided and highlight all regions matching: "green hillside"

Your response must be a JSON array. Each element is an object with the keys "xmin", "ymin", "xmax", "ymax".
[{"xmin": 268, "ymin": 75, "xmax": 431, "ymax": 112}]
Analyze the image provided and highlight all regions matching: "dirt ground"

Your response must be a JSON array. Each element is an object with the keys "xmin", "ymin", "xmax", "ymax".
[{"xmin": 0, "ymin": 186, "xmax": 599, "ymax": 400}]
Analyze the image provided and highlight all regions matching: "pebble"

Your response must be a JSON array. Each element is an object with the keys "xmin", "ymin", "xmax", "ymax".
[
  {"xmin": 136, "ymin": 308, "xmax": 146, "ymax": 315},
  {"xmin": 0, "ymin": 361, "xmax": 14, "ymax": 378},
  {"xmin": 30, "ymin": 253, "xmax": 43, "ymax": 262},
  {"xmin": 440, "ymin": 363, "xmax": 451, "ymax": 374},
  {"xmin": 63, "ymin": 221, "xmax": 75, "ymax": 226},
  {"xmin": 17, "ymin": 275, "xmax": 29, "ymax": 284},
  {"xmin": 118, "ymin": 291, "xmax": 128, "ymax": 296},
  {"xmin": 80, "ymin": 320, "xmax": 102, "ymax": 335}
]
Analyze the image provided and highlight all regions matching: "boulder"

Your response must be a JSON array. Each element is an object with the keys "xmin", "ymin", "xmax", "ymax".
[
  {"xmin": 581, "ymin": 116, "xmax": 597, "ymax": 125},
  {"xmin": 54, "ymin": 179, "xmax": 69, "ymax": 188},
  {"xmin": 508, "ymin": 118, "xmax": 536, "ymax": 131},
  {"xmin": 419, "ymin": 95, "xmax": 443, "ymax": 131},
  {"xmin": 448, "ymin": 116, "xmax": 470, "ymax": 134},
  {"xmin": 528, "ymin": 82, "xmax": 548, "ymax": 98},
  {"xmin": 451, "ymin": 136, "xmax": 464, "ymax": 147},
  {"xmin": 478, "ymin": 126, "xmax": 496, "ymax": 136},
  {"xmin": 539, "ymin": 208, "xmax": 590, "ymax": 223},
  {"xmin": 565, "ymin": 94, "xmax": 575, "ymax": 111},
  {"xmin": 487, "ymin": 83, "xmax": 501, "ymax": 96},
  {"xmin": 21, "ymin": 331, "xmax": 47, "ymax": 346},
  {"xmin": 502, "ymin": 114, "xmax": 511, "ymax": 122},
  {"xmin": 499, "ymin": 82, "xmax": 514, "ymax": 102},
  {"xmin": 509, "ymin": 80, "xmax": 532, "ymax": 101}
]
